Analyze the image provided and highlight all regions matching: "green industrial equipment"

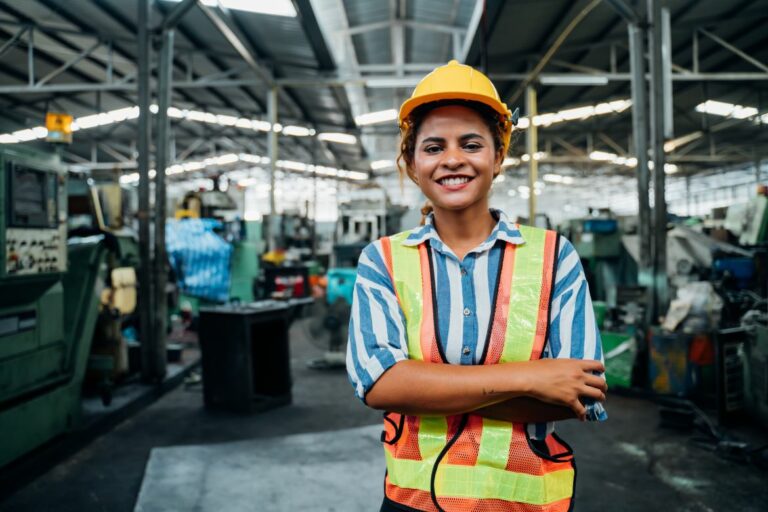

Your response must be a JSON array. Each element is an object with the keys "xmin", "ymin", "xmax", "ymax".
[
  {"xmin": 0, "ymin": 147, "xmax": 108, "ymax": 468},
  {"xmin": 568, "ymin": 217, "xmax": 623, "ymax": 304}
]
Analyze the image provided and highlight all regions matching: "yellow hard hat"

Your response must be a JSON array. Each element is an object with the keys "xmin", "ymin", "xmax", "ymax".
[{"xmin": 398, "ymin": 60, "xmax": 516, "ymax": 154}]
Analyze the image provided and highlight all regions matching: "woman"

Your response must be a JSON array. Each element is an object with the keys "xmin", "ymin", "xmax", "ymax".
[{"xmin": 347, "ymin": 60, "xmax": 607, "ymax": 512}]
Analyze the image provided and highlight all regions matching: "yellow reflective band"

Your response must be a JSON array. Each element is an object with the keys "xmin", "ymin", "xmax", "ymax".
[
  {"xmin": 476, "ymin": 419, "xmax": 514, "ymax": 469},
  {"xmin": 500, "ymin": 225, "xmax": 546, "ymax": 363},
  {"xmin": 388, "ymin": 231, "xmax": 424, "ymax": 361},
  {"xmin": 418, "ymin": 416, "xmax": 448, "ymax": 461},
  {"xmin": 385, "ymin": 450, "xmax": 574, "ymax": 505}
]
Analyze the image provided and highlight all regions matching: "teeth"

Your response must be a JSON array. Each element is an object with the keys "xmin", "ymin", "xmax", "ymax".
[{"xmin": 441, "ymin": 177, "xmax": 470, "ymax": 186}]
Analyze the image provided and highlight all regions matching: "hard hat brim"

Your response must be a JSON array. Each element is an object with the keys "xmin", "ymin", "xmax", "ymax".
[{"xmin": 399, "ymin": 91, "xmax": 512, "ymax": 128}]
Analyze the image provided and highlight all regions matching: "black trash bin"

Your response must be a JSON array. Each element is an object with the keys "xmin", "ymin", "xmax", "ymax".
[{"xmin": 199, "ymin": 301, "xmax": 292, "ymax": 413}]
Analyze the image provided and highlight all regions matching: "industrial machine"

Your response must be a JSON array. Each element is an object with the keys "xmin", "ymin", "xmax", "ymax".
[
  {"xmin": 0, "ymin": 147, "xmax": 109, "ymax": 468},
  {"xmin": 568, "ymin": 215, "xmax": 624, "ymax": 303}
]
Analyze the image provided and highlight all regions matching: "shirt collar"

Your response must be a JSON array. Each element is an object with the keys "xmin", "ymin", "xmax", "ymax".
[{"xmin": 402, "ymin": 209, "xmax": 526, "ymax": 254}]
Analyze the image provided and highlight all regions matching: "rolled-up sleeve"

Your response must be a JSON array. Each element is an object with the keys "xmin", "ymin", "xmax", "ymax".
[
  {"xmin": 346, "ymin": 240, "xmax": 409, "ymax": 402},
  {"xmin": 545, "ymin": 236, "xmax": 608, "ymax": 422}
]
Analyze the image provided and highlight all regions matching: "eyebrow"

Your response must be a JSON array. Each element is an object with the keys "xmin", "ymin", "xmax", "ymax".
[{"xmin": 419, "ymin": 133, "xmax": 486, "ymax": 145}]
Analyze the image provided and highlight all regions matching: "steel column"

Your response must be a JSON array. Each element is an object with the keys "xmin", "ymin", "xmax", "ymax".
[
  {"xmin": 152, "ymin": 28, "xmax": 174, "ymax": 382},
  {"xmin": 648, "ymin": 0, "xmax": 669, "ymax": 318},
  {"xmin": 137, "ymin": 0, "xmax": 156, "ymax": 383},
  {"xmin": 628, "ymin": 23, "xmax": 653, "ymax": 296},
  {"xmin": 267, "ymin": 86, "xmax": 278, "ymax": 251},
  {"xmin": 526, "ymin": 86, "xmax": 538, "ymax": 224}
]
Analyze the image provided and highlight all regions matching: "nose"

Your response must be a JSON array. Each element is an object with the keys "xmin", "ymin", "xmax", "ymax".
[{"xmin": 440, "ymin": 145, "xmax": 465, "ymax": 170}]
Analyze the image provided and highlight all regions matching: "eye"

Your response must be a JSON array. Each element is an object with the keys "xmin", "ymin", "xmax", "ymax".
[
  {"xmin": 464, "ymin": 142, "xmax": 483, "ymax": 151},
  {"xmin": 423, "ymin": 145, "xmax": 442, "ymax": 154}
]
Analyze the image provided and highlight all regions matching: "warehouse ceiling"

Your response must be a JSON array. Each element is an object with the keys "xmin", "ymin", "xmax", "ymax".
[{"xmin": 0, "ymin": 0, "xmax": 767, "ymax": 198}]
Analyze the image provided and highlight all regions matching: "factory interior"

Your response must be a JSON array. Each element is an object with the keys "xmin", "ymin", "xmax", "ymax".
[{"xmin": 1, "ymin": 0, "xmax": 767, "ymax": 510}]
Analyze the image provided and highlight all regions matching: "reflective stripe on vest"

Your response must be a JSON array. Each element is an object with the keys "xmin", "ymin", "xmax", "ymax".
[{"xmin": 380, "ymin": 224, "xmax": 570, "ymax": 511}]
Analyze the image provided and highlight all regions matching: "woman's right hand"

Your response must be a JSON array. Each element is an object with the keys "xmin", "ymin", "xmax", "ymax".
[{"xmin": 518, "ymin": 359, "xmax": 607, "ymax": 421}]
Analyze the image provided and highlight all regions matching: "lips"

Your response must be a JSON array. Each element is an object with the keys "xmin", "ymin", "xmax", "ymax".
[{"xmin": 435, "ymin": 175, "xmax": 475, "ymax": 187}]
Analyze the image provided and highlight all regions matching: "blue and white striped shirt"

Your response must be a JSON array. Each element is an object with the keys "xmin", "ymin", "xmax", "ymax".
[{"xmin": 346, "ymin": 210, "xmax": 607, "ymax": 439}]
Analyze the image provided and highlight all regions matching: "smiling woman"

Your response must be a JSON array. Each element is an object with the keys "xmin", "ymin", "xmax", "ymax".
[{"xmin": 346, "ymin": 60, "xmax": 608, "ymax": 512}]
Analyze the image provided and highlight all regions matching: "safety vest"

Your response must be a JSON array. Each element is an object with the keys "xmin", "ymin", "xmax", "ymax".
[{"xmin": 379, "ymin": 224, "xmax": 575, "ymax": 512}]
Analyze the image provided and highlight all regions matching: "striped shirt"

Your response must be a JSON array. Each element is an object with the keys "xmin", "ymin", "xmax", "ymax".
[{"xmin": 346, "ymin": 209, "xmax": 607, "ymax": 439}]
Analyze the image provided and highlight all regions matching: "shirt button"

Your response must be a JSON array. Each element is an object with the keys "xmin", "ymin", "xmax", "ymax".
[
  {"xmin": 460, "ymin": 268, "xmax": 467, "ymax": 276},
  {"xmin": 463, "ymin": 307, "xmax": 471, "ymax": 316},
  {"xmin": 462, "ymin": 346, "xmax": 471, "ymax": 355}
]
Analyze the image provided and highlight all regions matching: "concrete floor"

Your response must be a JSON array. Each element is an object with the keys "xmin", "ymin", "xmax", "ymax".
[{"xmin": 2, "ymin": 319, "xmax": 767, "ymax": 512}]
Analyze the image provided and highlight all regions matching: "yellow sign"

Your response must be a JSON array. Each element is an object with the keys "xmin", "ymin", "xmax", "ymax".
[{"xmin": 45, "ymin": 112, "xmax": 73, "ymax": 144}]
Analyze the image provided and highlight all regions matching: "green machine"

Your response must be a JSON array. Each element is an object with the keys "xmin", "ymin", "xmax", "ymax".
[
  {"xmin": 568, "ymin": 217, "xmax": 623, "ymax": 304},
  {"xmin": 0, "ymin": 147, "xmax": 108, "ymax": 468}
]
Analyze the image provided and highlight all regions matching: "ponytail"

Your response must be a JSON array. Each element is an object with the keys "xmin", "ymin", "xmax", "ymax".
[{"xmin": 420, "ymin": 200, "xmax": 434, "ymax": 225}]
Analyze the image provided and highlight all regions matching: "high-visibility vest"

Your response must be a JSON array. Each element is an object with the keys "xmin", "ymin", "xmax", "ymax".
[{"xmin": 379, "ymin": 224, "xmax": 575, "ymax": 512}]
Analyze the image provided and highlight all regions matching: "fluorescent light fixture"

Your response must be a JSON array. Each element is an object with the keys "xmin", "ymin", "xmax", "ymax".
[
  {"xmin": 150, "ymin": 104, "xmax": 159, "ymax": 114},
  {"xmin": 365, "ymin": 77, "xmax": 421, "ymax": 88},
  {"xmin": 0, "ymin": 134, "xmax": 19, "ymax": 144},
  {"xmin": 370, "ymin": 159, "xmax": 395, "ymax": 170},
  {"xmin": 165, "ymin": 0, "xmax": 296, "ymax": 17},
  {"xmin": 318, "ymin": 132, "xmax": 357, "ymax": 145},
  {"xmin": 695, "ymin": 99, "xmax": 758, "ymax": 119},
  {"xmin": 119, "ymin": 173, "xmax": 139, "ymax": 184},
  {"xmin": 664, "ymin": 163, "xmax": 679, "ymax": 174},
  {"xmin": 252, "ymin": 120, "xmax": 272, "ymax": 131},
  {"xmin": 589, "ymin": 150, "xmax": 617, "ymax": 162},
  {"xmin": 13, "ymin": 128, "xmax": 47, "ymax": 141},
  {"xmin": 186, "ymin": 110, "xmax": 208, "ymax": 122},
  {"xmin": 502, "ymin": 157, "xmax": 521, "ymax": 167},
  {"xmin": 543, "ymin": 173, "xmax": 573, "ymax": 184},
  {"xmin": 277, "ymin": 160, "xmax": 308, "ymax": 172},
  {"xmin": 282, "ymin": 125, "xmax": 312, "ymax": 137},
  {"xmin": 513, "ymin": 99, "xmax": 631, "ymax": 130},
  {"xmin": 539, "ymin": 75, "xmax": 609, "ymax": 86},
  {"xmin": 355, "ymin": 109, "xmax": 398, "ymax": 126},
  {"xmin": 216, "ymin": 114, "xmax": 239, "ymax": 126}
]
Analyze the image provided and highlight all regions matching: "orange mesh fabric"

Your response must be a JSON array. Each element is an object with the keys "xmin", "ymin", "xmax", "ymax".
[
  {"xmin": 396, "ymin": 415, "xmax": 424, "ymax": 461},
  {"xmin": 385, "ymin": 478, "xmax": 573, "ymax": 512},
  {"xmin": 446, "ymin": 414, "xmax": 482, "ymax": 466},
  {"xmin": 505, "ymin": 424, "xmax": 573, "ymax": 474},
  {"xmin": 484, "ymin": 244, "xmax": 516, "ymax": 365}
]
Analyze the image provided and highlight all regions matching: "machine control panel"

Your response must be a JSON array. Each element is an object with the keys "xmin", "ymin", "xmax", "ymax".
[{"xmin": 5, "ymin": 228, "xmax": 66, "ymax": 275}]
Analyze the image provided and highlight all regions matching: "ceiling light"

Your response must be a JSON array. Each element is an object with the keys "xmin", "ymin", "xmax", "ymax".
[
  {"xmin": 664, "ymin": 163, "xmax": 679, "ymax": 174},
  {"xmin": 695, "ymin": 100, "xmax": 758, "ymax": 119},
  {"xmin": 543, "ymin": 173, "xmax": 564, "ymax": 183},
  {"xmin": 282, "ymin": 125, "xmax": 312, "ymax": 137},
  {"xmin": 502, "ymin": 157, "xmax": 521, "ymax": 167},
  {"xmin": 539, "ymin": 75, "xmax": 609, "ymax": 86},
  {"xmin": 216, "ymin": 114, "xmax": 238, "ymax": 126},
  {"xmin": 13, "ymin": 128, "xmax": 46, "ymax": 141},
  {"xmin": 318, "ymin": 132, "xmax": 357, "ymax": 145},
  {"xmin": 251, "ymin": 120, "xmax": 272, "ymax": 131},
  {"xmin": 370, "ymin": 159, "xmax": 395, "ymax": 170},
  {"xmin": 589, "ymin": 150, "xmax": 618, "ymax": 162},
  {"xmin": 355, "ymin": 109, "xmax": 398, "ymax": 126},
  {"xmin": 165, "ymin": 0, "xmax": 296, "ymax": 17}
]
